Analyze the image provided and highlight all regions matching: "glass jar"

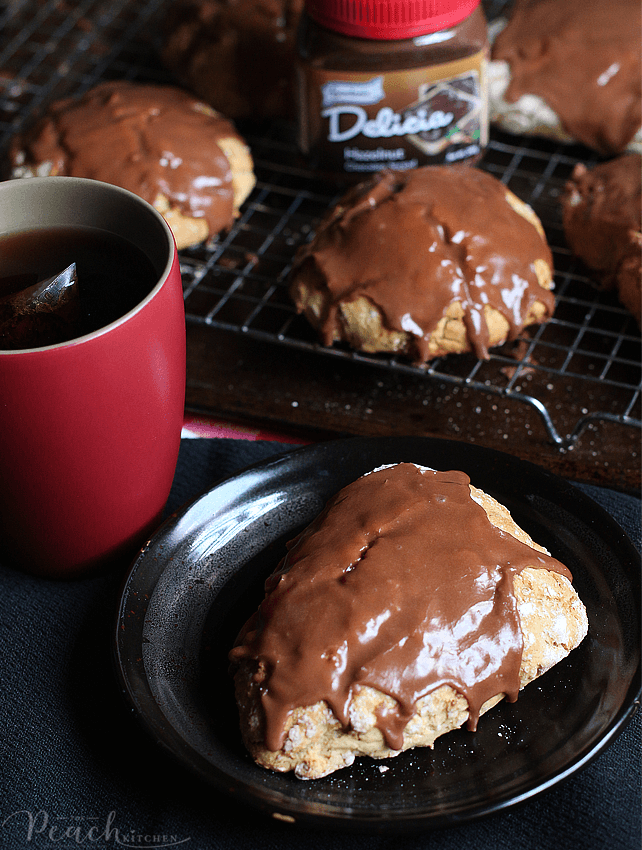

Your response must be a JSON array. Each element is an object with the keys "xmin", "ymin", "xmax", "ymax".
[{"xmin": 296, "ymin": 0, "xmax": 489, "ymax": 180}]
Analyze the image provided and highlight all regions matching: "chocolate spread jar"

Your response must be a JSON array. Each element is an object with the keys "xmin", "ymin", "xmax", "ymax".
[{"xmin": 296, "ymin": 0, "xmax": 489, "ymax": 179}]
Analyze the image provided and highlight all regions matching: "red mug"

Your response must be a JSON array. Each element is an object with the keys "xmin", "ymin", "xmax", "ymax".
[{"xmin": 0, "ymin": 177, "xmax": 186, "ymax": 578}]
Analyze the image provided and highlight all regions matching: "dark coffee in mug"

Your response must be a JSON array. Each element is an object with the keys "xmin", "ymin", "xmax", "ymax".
[{"xmin": 0, "ymin": 225, "xmax": 159, "ymax": 349}]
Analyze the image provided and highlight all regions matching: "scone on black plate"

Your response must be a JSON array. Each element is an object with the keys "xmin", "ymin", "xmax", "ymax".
[
  {"xmin": 230, "ymin": 463, "xmax": 588, "ymax": 780},
  {"xmin": 561, "ymin": 153, "xmax": 641, "ymax": 325},
  {"xmin": 489, "ymin": 0, "xmax": 642, "ymax": 155},
  {"xmin": 161, "ymin": 0, "xmax": 303, "ymax": 120},
  {"xmin": 289, "ymin": 166, "xmax": 555, "ymax": 364},
  {"xmin": 8, "ymin": 81, "xmax": 256, "ymax": 250}
]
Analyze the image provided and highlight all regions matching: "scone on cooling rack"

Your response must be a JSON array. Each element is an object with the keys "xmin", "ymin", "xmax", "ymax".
[
  {"xmin": 488, "ymin": 0, "xmax": 642, "ymax": 155},
  {"xmin": 8, "ymin": 80, "xmax": 255, "ymax": 250},
  {"xmin": 561, "ymin": 154, "xmax": 642, "ymax": 325},
  {"xmin": 229, "ymin": 462, "xmax": 588, "ymax": 780},
  {"xmin": 161, "ymin": 0, "xmax": 303, "ymax": 120},
  {"xmin": 288, "ymin": 165, "xmax": 555, "ymax": 364}
]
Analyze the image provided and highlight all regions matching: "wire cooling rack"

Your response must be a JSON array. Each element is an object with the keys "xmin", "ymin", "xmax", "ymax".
[{"xmin": 1, "ymin": 0, "xmax": 640, "ymax": 451}]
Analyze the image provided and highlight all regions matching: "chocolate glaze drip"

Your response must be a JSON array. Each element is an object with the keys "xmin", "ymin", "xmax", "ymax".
[
  {"xmin": 231, "ymin": 464, "xmax": 572, "ymax": 753},
  {"xmin": 492, "ymin": 0, "xmax": 641, "ymax": 155},
  {"xmin": 562, "ymin": 154, "xmax": 642, "ymax": 277},
  {"xmin": 562, "ymin": 153, "xmax": 642, "ymax": 323},
  {"xmin": 292, "ymin": 167, "xmax": 554, "ymax": 361},
  {"xmin": 11, "ymin": 81, "xmax": 239, "ymax": 235}
]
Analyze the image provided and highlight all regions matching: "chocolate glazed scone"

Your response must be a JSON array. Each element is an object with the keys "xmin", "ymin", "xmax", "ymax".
[
  {"xmin": 8, "ymin": 81, "xmax": 256, "ymax": 250},
  {"xmin": 489, "ymin": 0, "xmax": 642, "ymax": 155},
  {"xmin": 289, "ymin": 166, "xmax": 555, "ymax": 363},
  {"xmin": 561, "ymin": 153, "xmax": 642, "ymax": 325},
  {"xmin": 229, "ymin": 463, "xmax": 588, "ymax": 780},
  {"xmin": 161, "ymin": 0, "xmax": 304, "ymax": 120}
]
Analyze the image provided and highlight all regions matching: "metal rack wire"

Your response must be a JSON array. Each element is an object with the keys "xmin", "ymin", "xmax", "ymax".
[{"xmin": 1, "ymin": 0, "xmax": 640, "ymax": 450}]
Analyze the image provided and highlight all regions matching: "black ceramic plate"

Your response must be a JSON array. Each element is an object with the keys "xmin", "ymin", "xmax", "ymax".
[{"xmin": 114, "ymin": 436, "xmax": 640, "ymax": 832}]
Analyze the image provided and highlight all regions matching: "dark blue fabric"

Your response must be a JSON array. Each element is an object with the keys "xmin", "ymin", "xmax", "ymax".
[{"xmin": 0, "ymin": 438, "xmax": 639, "ymax": 850}]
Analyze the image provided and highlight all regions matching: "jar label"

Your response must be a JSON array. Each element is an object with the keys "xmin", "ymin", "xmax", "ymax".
[{"xmin": 298, "ymin": 50, "xmax": 488, "ymax": 176}]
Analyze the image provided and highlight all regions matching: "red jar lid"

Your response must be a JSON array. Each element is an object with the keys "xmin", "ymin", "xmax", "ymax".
[{"xmin": 305, "ymin": 0, "xmax": 481, "ymax": 40}]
